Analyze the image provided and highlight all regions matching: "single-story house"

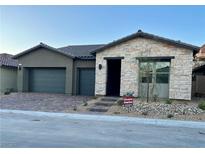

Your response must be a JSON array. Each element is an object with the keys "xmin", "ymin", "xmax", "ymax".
[
  {"xmin": 0, "ymin": 53, "xmax": 18, "ymax": 93},
  {"xmin": 13, "ymin": 30, "xmax": 200, "ymax": 100}
]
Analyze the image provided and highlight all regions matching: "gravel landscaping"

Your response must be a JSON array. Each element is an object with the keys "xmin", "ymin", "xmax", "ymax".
[
  {"xmin": 106, "ymin": 98, "xmax": 205, "ymax": 121},
  {"xmin": 122, "ymin": 102, "xmax": 204, "ymax": 115},
  {"xmin": 0, "ymin": 93, "xmax": 92, "ymax": 113}
]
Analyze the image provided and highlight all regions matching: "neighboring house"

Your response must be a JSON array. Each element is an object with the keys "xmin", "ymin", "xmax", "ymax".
[
  {"xmin": 192, "ymin": 45, "xmax": 205, "ymax": 97},
  {"xmin": 13, "ymin": 30, "xmax": 200, "ymax": 100},
  {"xmin": 0, "ymin": 53, "xmax": 18, "ymax": 93},
  {"xmin": 195, "ymin": 44, "xmax": 205, "ymax": 60}
]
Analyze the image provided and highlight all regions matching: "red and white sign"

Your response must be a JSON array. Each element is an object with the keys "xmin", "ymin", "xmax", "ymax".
[{"xmin": 123, "ymin": 96, "xmax": 133, "ymax": 105}]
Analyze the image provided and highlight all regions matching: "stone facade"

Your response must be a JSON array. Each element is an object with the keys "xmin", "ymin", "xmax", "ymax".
[{"xmin": 95, "ymin": 37, "xmax": 193, "ymax": 100}]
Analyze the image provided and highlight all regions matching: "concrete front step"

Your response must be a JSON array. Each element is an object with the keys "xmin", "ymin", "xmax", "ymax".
[
  {"xmin": 88, "ymin": 106, "xmax": 109, "ymax": 112},
  {"xmin": 101, "ymin": 97, "xmax": 119, "ymax": 102},
  {"xmin": 88, "ymin": 97, "xmax": 119, "ymax": 113},
  {"xmin": 95, "ymin": 101, "xmax": 115, "ymax": 107}
]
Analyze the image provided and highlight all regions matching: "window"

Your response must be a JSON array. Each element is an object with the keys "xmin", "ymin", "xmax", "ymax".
[
  {"xmin": 140, "ymin": 62, "xmax": 153, "ymax": 83},
  {"xmin": 156, "ymin": 74, "xmax": 169, "ymax": 83},
  {"xmin": 156, "ymin": 62, "xmax": 170, "ymax": 84},
  {"xmin": 141, "ymin": 73, "xmax": 152, "ymax": 83},
  {"xmin": 140, "ymin": 61, "xmax": 170, "ymax": 84},
  {"xmin": 156, "ymin": 62, "xmax": 170, "ymax": 73}
]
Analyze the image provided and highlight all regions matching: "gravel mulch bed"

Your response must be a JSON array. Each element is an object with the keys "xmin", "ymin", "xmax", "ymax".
[
  {"xmin": 0, "ymin": 93, "xmax": 92, "ymax": 113},
  {"xmin": 122, "ymin": 102, "xmax": 204, "ymax": 115},
  {"xmin": 106, "ymin": 99, "xmax": 205, "ymax": 121}
]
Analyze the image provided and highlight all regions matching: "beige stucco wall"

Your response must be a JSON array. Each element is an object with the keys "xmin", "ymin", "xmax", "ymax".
[
  {"xmin": 95, "ymin": 38, "xmax": 193, "ymax": 100},
  {"xmin": 17, "ymin": 48, "xmax": 73, "ymax": 95},
  {"xmin": 0, "ymin": 67, "xmax": 17, "ymax": 93},
  {"xmin": 72, "ymin": 60, "xmax": 95, "ymax": 95}
]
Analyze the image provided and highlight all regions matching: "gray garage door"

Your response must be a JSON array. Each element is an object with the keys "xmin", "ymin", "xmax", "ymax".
[
  {"xmin": 78, "ymin": 68, "xmax": 95, "ymax": 96},
  {"xmin": 29, "ymin": 68, "xmax": 66, "ymax": 93}
]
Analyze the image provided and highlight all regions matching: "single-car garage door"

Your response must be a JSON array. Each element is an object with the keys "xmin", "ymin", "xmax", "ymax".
[
  {"xmin": 78, "ymin": 68, "xmax": 95, "ymax": 96},
  {"xmin": 29, "ymin": 68, "xmax": 66, "ymax": 93}
]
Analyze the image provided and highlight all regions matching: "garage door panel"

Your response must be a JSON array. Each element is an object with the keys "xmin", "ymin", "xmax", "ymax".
[
  {"xmin": 78, "ymin": 68, "xmax": 95, "ymax": 96},
  {"xmin": 29, "ymin": 68, "xmax": 65, "ymax": 93}
]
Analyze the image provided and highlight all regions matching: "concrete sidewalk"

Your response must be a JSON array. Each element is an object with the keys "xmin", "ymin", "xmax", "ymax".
[{"xmin": 1, "ymin": 109, "xmax": 205, "ymax": 129}]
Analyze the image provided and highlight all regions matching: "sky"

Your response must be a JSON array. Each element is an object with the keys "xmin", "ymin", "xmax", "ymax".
[{"xmin": 0, "ymin": 5, "xmax": 205, "ymax": 54}]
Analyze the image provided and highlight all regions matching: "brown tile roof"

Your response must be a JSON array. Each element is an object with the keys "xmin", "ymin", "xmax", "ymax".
[{"xmin": 0, "ymin": 53, "xmax": 18, "ymax": 67}]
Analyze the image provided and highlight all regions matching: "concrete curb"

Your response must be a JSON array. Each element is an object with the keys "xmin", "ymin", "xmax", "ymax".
[{"xmin": 1, "ymin": 109, "xmax": 205, "ymax": 129}]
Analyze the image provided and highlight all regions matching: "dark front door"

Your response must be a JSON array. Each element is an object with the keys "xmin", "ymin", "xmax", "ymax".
[{"xmin": 106, "ymin": 59, "xmax": 121, "ymax": 96}]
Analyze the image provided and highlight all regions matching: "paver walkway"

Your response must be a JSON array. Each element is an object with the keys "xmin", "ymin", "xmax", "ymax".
[{"xmin": 0, "ymin": 93, "xmax": 91, "ymax": 112}]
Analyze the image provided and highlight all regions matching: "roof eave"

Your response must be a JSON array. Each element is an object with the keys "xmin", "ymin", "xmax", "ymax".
[
  {"xmin": 74, "ymin": 56, "xmax": 96, "ymax": 60},
  {"xmin": 0, "ymin": 64, "xmax": 17, "ymax": 68},
  {"xmin": 13, "ymin": 43, "xmax": 75, "ymax": 59},
  {"xmin": 91, "ymin": 31, "xmax": 200, "ymax": 54}
]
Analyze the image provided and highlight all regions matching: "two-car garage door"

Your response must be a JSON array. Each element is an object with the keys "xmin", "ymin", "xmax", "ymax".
[{"xmin": 29, "ymin": 68, "xmax": 66, "ymax": 93}]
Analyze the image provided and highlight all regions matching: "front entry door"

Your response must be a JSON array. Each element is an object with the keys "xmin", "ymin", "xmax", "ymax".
[{"xmin": 106, "ymin": 59, "xmax": 121, "ymax": 96}]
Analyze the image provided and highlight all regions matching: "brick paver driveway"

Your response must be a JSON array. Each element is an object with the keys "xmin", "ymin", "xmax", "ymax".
[{"xmin": 0, "ymin": 93, "xmax": 92, "ymax": 112}]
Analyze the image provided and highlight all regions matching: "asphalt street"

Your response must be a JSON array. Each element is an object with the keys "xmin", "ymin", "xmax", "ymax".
[{"xmin": 0, "ymin": 110, "xmax": 205, "ymax": 148}]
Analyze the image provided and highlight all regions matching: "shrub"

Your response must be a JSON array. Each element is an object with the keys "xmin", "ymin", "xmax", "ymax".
[
  {"xmin": 83, "ymin": 101, "xmax": 88, "ymax": 106},
  {"xmin": 93, "ymin": 96, "xmax": 98, "ymax": 99},
  {"xmin": 142, "ymin": 111, "xmax": 148, "ymax": 116},
  {"xmin": 73, "ymin": 105, "xmax": 77, "ymax": 111},
  {"xmin": 198, "ymin": 101, "xmax": 205, "ymax": 110},
  {"xmin": 124, "ymin": 91, "xmax": 134, "ymax": 97},
  {"xmin": 167, "ymin": 114, "xmax": 174, "ymax": 118},
  {"xmin": 117, "ymin": 99, "xmax": 124, "ymax": 106},
  {"xmin": 153, "ymin": 95, "xmax": 159, "ymax": 102},
  {"xmin": 165, "ymin": 99, "xmax": 173, "ymax": 104},
  {"xmin": 4, "ymin": 88, "xmax": 12, "ymax": 95},
  {"xmin": 113, "ymin": 112, "xmax": 120, "ymax": 114},
  {"xmin": 4, "ymin": 91, "xmax": 10, "ymax": 95}
]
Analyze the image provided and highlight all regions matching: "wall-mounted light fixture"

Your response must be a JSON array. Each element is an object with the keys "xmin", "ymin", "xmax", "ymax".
[
  {"xmin": 98, "ymin": 64, "xmax": 102, "ymax": 70},
  {"xmin": 18, "ymin": 64, "xmax": 22, "ymax": 70}
]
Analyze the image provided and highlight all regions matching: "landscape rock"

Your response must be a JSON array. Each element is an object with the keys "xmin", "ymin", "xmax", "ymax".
[{"xmin": 122, "ymin": 101, "xmax": 205, "ymax": 116}]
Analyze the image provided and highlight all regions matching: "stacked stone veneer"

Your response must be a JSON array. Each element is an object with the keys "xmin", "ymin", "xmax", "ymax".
[{"xmin": 95, "ymin": 38, "xmax": 193, "ymax": 100}]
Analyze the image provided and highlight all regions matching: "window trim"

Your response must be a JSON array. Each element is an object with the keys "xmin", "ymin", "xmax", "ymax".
[{"xmin": 136, "ymin": 56, "xmax": 174, "ymax": 62}]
